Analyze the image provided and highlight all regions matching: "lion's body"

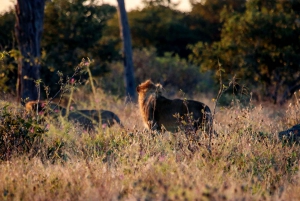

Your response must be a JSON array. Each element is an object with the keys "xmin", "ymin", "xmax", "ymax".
[
  {"xmin": 67, "ymin": 109, "xmax": 123, "ymax": 129},
  {"xmin": 137, "ymin": 80, "xmax": 212, "ymax": 132},
  {"xmin": 25, "ymin": 101, "xmax": 123, "ymax": 130}
]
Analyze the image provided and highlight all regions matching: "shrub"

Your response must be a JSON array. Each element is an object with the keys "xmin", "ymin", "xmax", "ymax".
[
  {"xmin": 0, "ymin": 103, "xmax": 70, "ymax": 163},
  {"xmin": 0, "ymin": 104, "xmax": 47, "ymax": 160},
  {"xmin": 100, "ymin": 48, "xmax": 215, "ymax": 98}
]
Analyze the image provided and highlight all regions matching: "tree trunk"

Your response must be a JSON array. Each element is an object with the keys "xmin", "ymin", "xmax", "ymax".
[
  {"xmin": 117, "ymin": 0, "xmax": 136, "ymax": 102},
  {"xmin": 15, "ymin": 0, "xmax": 45, "ymax": 104}
]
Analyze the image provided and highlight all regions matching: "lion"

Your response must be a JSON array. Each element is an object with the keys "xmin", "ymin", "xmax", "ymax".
[
  {"xmin": 25, "ymin": 101, "xmax": 62, "ymax": 116},
  {"xmin": 66, "ymin": 109, "xmax": 124, "ymax": 130},
  {"xmin": 25, "ymin": 100, "xmax": 123, "ymax": 130},
  {"xmin": 136, "ymin": 80, "xmax": 213, "ymax": 133},
  {"xmin": 278, "ymin": 124, "xmax": 300, "ymax": 143}
]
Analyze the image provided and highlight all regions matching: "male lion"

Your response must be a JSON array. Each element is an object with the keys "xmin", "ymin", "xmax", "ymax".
[
  {"xmin": 136, "ymin": 80, "xmax": 212, "ymax": 133},
  {"xmin": 25, "ymin": 100, "xmax": 123, "ymax": 130}
]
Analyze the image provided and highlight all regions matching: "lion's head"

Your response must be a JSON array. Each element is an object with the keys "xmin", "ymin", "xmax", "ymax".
[
  {"xmin": 136, "ymin": 79, "xmax": 162, "ymax": 98},
  {"xmin": 25, "ymin": 100, "xmax": 64, "ymax": 116}
]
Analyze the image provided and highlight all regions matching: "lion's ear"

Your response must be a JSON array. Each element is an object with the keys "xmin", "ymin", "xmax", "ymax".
[
  {"xmin": 156, "ymin": 84, "xmax": 162, "ymax": 90},
  {"xmin": 25, "ymin": 101, "xmax": 35, "ymax": 111}
]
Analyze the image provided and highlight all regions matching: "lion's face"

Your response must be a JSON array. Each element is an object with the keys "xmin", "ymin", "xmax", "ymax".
[{"xmin": 136, "ymin": 80, "xmax": 162, "ymax": 98}]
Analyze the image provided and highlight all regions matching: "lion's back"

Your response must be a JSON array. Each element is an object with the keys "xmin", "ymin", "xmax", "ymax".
[{"xmin": 154, "ymin": 97, "xmax": 211, "ymax": 131}]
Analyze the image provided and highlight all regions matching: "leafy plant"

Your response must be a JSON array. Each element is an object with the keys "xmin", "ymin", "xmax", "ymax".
[
  {"xmin": 0, "ymin": 104, "xmax": 46, "ymax": 160},
  {"xmin": 190, "ymin": 0, "xmax": 300, "ymax": 104}
]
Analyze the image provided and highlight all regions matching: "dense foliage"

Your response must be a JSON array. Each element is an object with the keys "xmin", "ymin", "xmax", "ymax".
[
  {"xmin": 0, "ymin": 11, "xmax": 15, "ymax": 51},
  {"xmin": 0, "ymin": 0, "xmax": 299, "ymax": 103},
  {"xmin": 0, "ymin": 12, "xmax": 17, "ymax": 94},
  {"xmin": 100, "ymin": 48, "xmax": 213, "ymax": 97},
  {"xmin": 0, "ymin": 103, "xmax": 52, "ymax": 161},
  {"xmin": 190, "ymin": 0, "xmax": 300, "ymax": 104},
  {"xmin": 105, "ymin": 5, "xmax": 198, "ymax": 58},
  {"xmin": 0, "ymin": 0, "xmax": 118, "ymax": 96},
  {"xmin": 41, "ymin": 0, "xmax": 118, "ymax": 94}
]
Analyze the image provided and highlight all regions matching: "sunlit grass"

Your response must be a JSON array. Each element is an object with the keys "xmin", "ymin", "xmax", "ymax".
[{"xmin": 0, "ymin": 91, "xmax": 299, "ymax": 200}]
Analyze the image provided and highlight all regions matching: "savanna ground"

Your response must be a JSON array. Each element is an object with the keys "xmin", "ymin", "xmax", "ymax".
[{"xmin": 0, "ymin": 86, "xmax": 300, "ymax": 201}]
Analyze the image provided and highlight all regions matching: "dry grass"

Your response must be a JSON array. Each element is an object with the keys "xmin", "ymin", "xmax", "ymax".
[{"xmin": 0, "ymin": 90, "xmax": 300, "ymax": 201}]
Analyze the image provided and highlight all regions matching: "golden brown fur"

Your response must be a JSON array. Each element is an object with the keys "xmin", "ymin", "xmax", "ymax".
[
  {"xmin": 25, "ymin": 101, "xmax": 62, "ymax": 115},
  {"xmin": 25, "ymin": 101, "xmax": 123, "ymax": 130},
  {"xmin": 136, "ymin": 80, "xmax": 212, "ymax": 133}
]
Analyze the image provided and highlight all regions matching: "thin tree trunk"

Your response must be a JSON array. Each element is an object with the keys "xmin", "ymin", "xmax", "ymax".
[
  {"xmin": 117, "ymin": 0, "xmax": 136, "ymax": 102},
  {"xmin": 15, "ymin": 0, "xmax": 45, "ymax": 103}
]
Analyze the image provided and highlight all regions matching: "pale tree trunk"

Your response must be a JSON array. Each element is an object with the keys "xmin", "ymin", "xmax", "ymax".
[
  {"xmin": 117, "ymin": 0, "xmax": 136, "ymax": 102},
  {"xmin": 15, "ymin": 0, "xmax": 45, "ymax": 104}
]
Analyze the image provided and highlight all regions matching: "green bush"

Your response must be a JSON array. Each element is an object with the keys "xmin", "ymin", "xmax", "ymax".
[
  {"xmin": 0, "ymin": 51, "xmax": 18, "ymax": 94},
  {"xmin": 100, "ymin": 48, "xmax": 215, "ymax": 97},
  {"xmin": 0, "ymin": 103, "xmax": 69, "ymax": 162},
  {"xmin": 0, "ymin": 104, "xmax": 47, "ymax": 160}
]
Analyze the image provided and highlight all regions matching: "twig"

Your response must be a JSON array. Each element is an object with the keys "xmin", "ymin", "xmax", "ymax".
[{"xmin": 208, "ymin": 60, "xmax": 234, "ymax": 154}]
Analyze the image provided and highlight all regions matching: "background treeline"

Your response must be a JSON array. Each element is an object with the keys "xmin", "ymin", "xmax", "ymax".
[{"xmin": 0, "ymin": 0, "xmax": 299, "ymax": 104}]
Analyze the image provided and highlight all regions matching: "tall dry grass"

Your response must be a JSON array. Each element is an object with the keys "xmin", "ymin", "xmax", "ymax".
[{"xmin": 0, "ymin": 88, "xmax": 299, "ymax": 200}]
